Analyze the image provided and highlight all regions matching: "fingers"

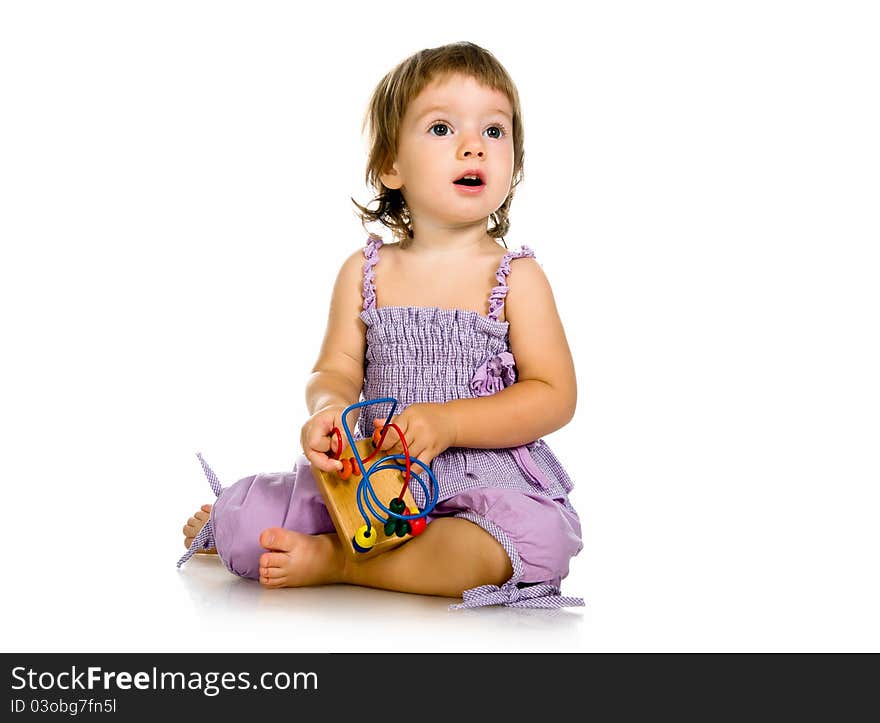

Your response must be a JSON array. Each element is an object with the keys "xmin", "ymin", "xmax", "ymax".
[
  {"xmin": 306, "ymin": 428, "xmax": 332, "ymax": 455},
  {"xmin": 302, "ymin": 409, "xmax": 341, "ymax": 457},
  {"xmin": 373, "ymin": 418, "xmax": 404, "ymax": 451},
  {"xmin": 301, "ymin": 410, "xmax": 347, "ymax": 473},
  {"xmin": 411, "ymin": 448, "xmax": 432, "ymax": 468},
  {"xmin": 305, "ymin": 449, "xmax": 344, "ymax": 474},
  {"xmin": 400, "ymin": 441, "xmax": 435, "ymax": 469}
]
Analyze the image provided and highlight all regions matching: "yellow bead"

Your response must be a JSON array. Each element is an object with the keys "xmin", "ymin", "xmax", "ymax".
[{"xmin": 354, "ymin": 524, "xmax": 377, "ymax": 550}]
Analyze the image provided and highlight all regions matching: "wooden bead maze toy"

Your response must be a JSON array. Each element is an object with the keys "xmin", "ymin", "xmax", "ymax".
[{"xmin": 311, "ymin": 397, "xmax": 438, "ymax": 560}]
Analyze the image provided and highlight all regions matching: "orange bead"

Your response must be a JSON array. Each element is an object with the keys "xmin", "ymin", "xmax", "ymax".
[
  {"xmin": 339, "ymin": 457, "xmax": 352, "ymax": 480},
  {"xmin": 348, "ymin": 457, "xmax": 360, "ymax": 476}
]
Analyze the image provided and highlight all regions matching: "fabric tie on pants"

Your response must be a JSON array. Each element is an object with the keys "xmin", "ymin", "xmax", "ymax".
[
  {"xmin": 449, "ymin": 581, "xmax": 585, "ymax": 610},
  {"xmin": 176, "ymin": 453, "xmax": 222, "ymax": 568}
]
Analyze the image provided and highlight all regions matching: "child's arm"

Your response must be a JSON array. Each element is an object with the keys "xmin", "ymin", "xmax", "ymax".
[
  {"xmin": 306, "ymin": 248, "xmax": 367, "ymax": 419},
  {"xmin": 445, "ymin": 258, "xmax": 577, "ymax": 448}
]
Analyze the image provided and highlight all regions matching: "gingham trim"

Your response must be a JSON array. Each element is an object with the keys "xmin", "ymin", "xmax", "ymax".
[
  {"xmin": 196, "ymin": 452, "xmax": 223, "ymax": 497},
  {"xmin": 449, "ymin": 511, "xmax": 584, "ymax": 610},
  {"xmin": 176, "ymin": 452, "xmax": 222, "ymax": 569},
  {"xmin": 176, "ymin": 520, "xmax": 215, "ymax": 568},
  {"xmin": 487, "ymin": 246, "xmax": 536, "ymax": 322},
  {"xmin": 362, "ymin": 234, "xmax": 383, "ymax": 312}
]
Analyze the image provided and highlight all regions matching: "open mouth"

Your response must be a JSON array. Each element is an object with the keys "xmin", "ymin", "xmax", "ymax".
[{"xmin": 453, "ymin": 173, "xmax": 485, "ymax": 187}]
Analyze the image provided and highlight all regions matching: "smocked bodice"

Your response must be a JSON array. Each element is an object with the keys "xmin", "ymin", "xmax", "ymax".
[{"xmin": 354, "ymin": 235, "xmax": 534, "ymax": 437}]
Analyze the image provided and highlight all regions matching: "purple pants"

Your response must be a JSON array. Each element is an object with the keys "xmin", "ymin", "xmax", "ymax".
[{"xmin": 211, "ymin": 455, "xmax": 583, "ymax": 588}]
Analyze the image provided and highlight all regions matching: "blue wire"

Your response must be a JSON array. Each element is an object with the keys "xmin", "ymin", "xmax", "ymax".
[
  {"xmin": 356, "ymin": 457, "xmax": 438, "ymax": 524},
  {"xmin": 339, "ymin": 398, "xmax": 439, "ymax": 533}
]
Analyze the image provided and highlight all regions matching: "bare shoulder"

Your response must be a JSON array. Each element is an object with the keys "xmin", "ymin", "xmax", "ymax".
[
  {"xmin": 309, "ymin": 244, "xmax": 371, "ymax": 387},
  {"xmin": 505, "ymin": 254, "xmax": 556, "ymax": 314},
  {"xmin": 505, "ymin": 252, "xmax": 573, "ymax": 388},
  {"xmin": 337, "ymin": 244, "xmax": 368, "ymax": 281}
]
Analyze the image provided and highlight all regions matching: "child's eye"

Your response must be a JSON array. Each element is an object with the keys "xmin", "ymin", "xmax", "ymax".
[
  {"xmin": 428, "ymin": 122, "xmax": 508, "ymax": 139},
  {"xmin": 485, "ymin": 124, "xmax": 507, "ymax": 139}
]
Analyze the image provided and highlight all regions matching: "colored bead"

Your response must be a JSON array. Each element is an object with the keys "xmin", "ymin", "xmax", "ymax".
[
  {"xmin": 352, "ymin": 536, "xmax": 370, "ymax": 553},
  {"xmin": 389, "ymin": 497, "xmax": 405, "ymax": 514},
  {"xmin": 384, "ymin": 519, "xmax": 397, "ymax": 537},
  {"xmin": 395, "ymin": 519, "xmax": 410, "ymax": 537},
  {"xmin": 348, "ymin": 457, "xmax": 361, "ymax": 476},
  {"xmin": 410, "ymin": 516, "xmax": 427, "ymax": 536},
  {"xmin": 353, "ymin": 525, "xmax": 377, "ymax": 552},
  {"xmin": 372, "ymin": 429, "xmax": 383, "ymax": 448},
  {"xmin": 339, "ymin": 457, "xmax": 352, "ymax": 480}
]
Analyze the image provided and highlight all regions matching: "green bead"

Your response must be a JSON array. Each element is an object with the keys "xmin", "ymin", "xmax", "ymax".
[
  {"xmin": 389, "ymin": 498, "xmax": 405, "ymax": 514},
  {"xmin": 384, "ymin": 519, "xmax": 397, "ymax": 537}
]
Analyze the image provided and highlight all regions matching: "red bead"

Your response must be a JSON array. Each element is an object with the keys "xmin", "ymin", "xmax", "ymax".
[{"xmin": 410, "ymin": 516, "xmax": 427, "ymax": 536}]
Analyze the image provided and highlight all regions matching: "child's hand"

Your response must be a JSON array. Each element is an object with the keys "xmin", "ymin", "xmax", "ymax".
[
  {"xmin": 300, "ymin": 405, "xmax": 352, "ymax": 474},
  {"xmin": 372, "ymin": 402, "xmax": 458, "ymax": 469}
]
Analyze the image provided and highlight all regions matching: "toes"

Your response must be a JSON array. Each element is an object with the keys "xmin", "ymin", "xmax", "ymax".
[
  {"xmin": 260, "ymin": 528, "xmax": 280, "ymax": 549},
  {"xmin": 261, "ymin": 565, "xmax": 286, "ymax": 580},
  {"xmin": 259, "ymin": 551, "xmax": 289, "ymax": 569},
  {"xmin": 195, "ymin": 510, "xmax": 209, "ymax": 522},
  {"xmin": 201, "ymin": 504, "xmax": 213, "ymax": 513},
  {"xmin": 260, "ymin": 527, "xmax": 300, "ymax": 551},
  {"xmin": 184, "ymin": 536, "xmax": 193, "ymax": 548},
  {"xmin": 260, "ymin": 575, "xmax": 285, "ymax": 589}
]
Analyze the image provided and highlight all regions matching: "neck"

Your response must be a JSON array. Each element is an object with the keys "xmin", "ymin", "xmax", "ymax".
[{"xmin": 407, "ymin": 218, "xmax": 498, "ymax": 258}]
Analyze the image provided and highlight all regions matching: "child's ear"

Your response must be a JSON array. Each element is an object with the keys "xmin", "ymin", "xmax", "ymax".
[{"xmin": 379, "ymin": 161, "xmax": 403, "ymax": 190}]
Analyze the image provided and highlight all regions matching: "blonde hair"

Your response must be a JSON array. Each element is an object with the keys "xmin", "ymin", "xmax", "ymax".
[{"xmin": 351, "ymin": 41, "xmax": 525, "ymax": 248}]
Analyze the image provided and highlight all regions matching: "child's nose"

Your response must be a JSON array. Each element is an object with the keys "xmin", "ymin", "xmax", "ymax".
[{"xmin": 458, "ymin": 133, "xmax": 485, "ymax": 159}]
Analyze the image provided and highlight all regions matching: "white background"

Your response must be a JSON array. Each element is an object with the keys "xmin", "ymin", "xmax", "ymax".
[{"xmin": 1, "ymin": 1, "xmax": 877, "ymax": 652}]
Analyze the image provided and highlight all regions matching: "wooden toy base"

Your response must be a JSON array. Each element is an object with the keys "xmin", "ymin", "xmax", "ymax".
[{"xmin": 311, "ymin": 438, "xmax": 419, "ymax": 560}]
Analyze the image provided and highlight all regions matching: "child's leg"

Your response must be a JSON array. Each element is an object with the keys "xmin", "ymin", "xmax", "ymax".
[
  {"xmin": 258, "ymin": 518, "xmax": 513, "ymax": 596},
  {"xmin": 180, "ymin": 457, "xmax": 335, "ymax": 565}
]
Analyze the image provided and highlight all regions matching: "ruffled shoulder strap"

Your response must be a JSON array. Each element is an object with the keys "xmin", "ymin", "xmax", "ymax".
[
  {"xmin": 361, "ymin": 234, "xmax": 384, "ymax": 312},
  {"xmin": 487, "ymin": 245, "xmax": 536, "ymax": 322}
]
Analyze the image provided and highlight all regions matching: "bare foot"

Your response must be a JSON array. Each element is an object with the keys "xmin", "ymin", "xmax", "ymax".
[
  {"xmin": 258, "ymin": 528, "xmax": 346, "ymax": 589},
  {"xmin": 182, "ymin": 504, "xmax": 217, "ymax": 554}
]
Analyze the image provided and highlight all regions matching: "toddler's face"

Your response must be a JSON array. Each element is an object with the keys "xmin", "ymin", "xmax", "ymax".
[{"xmin": 381, "ymin": 73, "xmax": 515, "ymax": 233}]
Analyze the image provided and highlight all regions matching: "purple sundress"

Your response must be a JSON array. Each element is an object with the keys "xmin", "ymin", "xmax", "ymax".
[
  {"xmin": 356, "ymin": 234, "xmax": 583, "ymax": 608},
  {"xmin": 179, "ymin": 234, "xmax": 583, "ymax": 610}
]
